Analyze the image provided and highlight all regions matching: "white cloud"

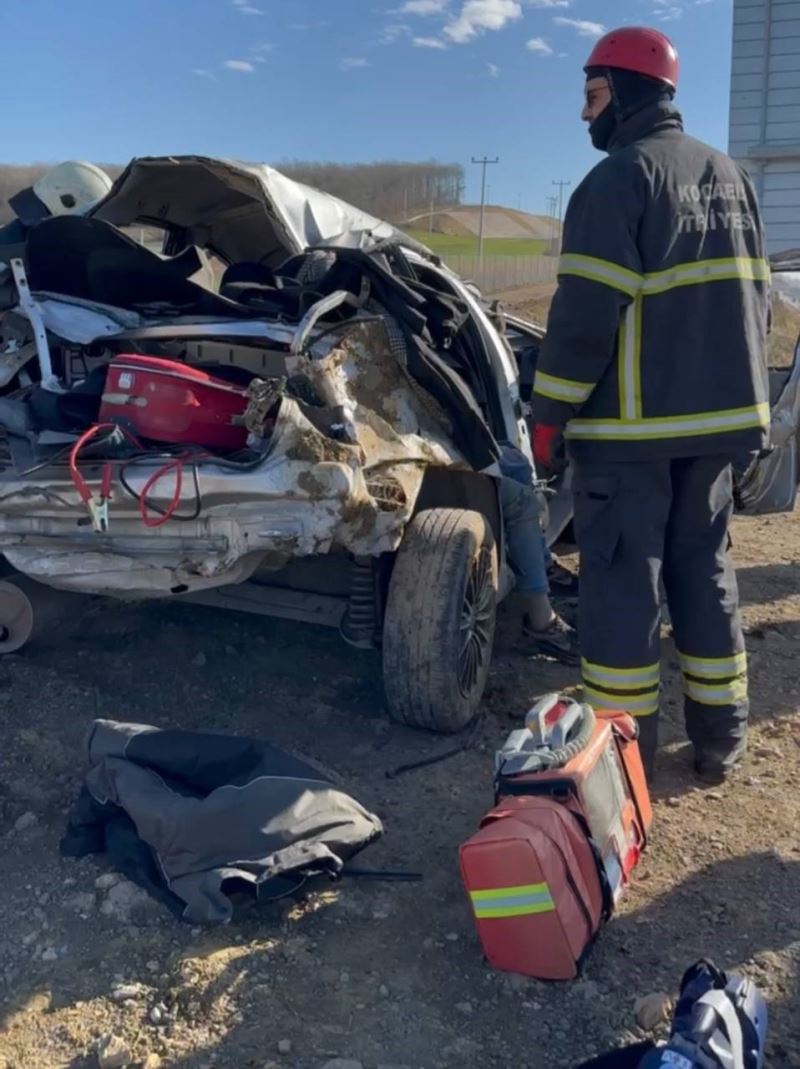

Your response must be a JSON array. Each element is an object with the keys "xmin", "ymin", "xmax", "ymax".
[
  {"xmin": 399, "ymin": 0, "xmax": 450, "ymax": 13},
  {"xmin": 193, "ymin": 67, "xmax": 217, "ymax": 79},
  {"xmin": 413, "ymin": 35, "xmax": 449, "ymax": 47},
  {"xmin": 553, "ymin": 16, "xmax": 606, "ymax": 37},
  {"xmin": 526, "ymin": 36, "xmax": 553, "ymax": 54},
  {"xmin": 487, "ymin": 62, "xmax": 500, "ymax": 76},
  {"xmin": 444, "ymin": 0, "xmax": 523, "ymax": 44},
  {"xmin": 526, "ymin": 0, "xmax": 570, "ymax": 6},
  {"xmin": 224, "ymin": 59, "xmax": 256, "ymax": 72},
  {"xmin": 232, "ymin": 0, "xmax": 262, "ymax": 13},
  {"xmin": 381, "ymin": 23, "xmax": 411, "ymax": 43},
  {"xmin": 653, "ymin": 0, "xmax": 684, "ymax": 18},
  {"xmin": 340, "ymin": 56, "xmax": 369, "ymax": 70}
]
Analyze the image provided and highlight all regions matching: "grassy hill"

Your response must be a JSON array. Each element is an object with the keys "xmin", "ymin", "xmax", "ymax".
[{"xmin": 404, "ymin": 230, "xmax": 547, "ymax": 257}]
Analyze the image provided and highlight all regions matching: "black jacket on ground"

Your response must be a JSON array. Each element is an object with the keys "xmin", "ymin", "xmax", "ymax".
[
  {"xmin": 533, "ymin": 101, "xmax": 770, "ymax": 462},
  {"xmin": 61, "ymin": 720, "xmax": 384, "ymax": 924}
]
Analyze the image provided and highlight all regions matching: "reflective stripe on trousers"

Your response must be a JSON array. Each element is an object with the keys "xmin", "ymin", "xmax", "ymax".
[
  {"xmin": 573, "ymin": 457, "xmax": 749, "ymax": 767},
  {"xmin": 678, "ymin": 649, "xmax": 748, "ymax": 707},
  {"xmin": 582, "ymin": 658, "xmax": 660, "ymax": 718}
]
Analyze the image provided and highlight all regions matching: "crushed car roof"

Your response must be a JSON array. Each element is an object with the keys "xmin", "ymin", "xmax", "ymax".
[{"xmin": 89, "ymin": 155, "xmax": 433, "ymax": 266}]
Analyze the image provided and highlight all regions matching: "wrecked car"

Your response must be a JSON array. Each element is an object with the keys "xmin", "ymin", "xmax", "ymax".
[
  {"xmin": 0, "ymin": 156, "xmax": 540, "ymax": 734},
  {"xmin": 0, "ymin": 158, "xmax": 796, "ymax": 736}
]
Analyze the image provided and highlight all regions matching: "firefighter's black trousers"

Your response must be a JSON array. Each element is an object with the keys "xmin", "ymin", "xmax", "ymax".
[{"xmin": 572, "ymin": 455, "xmax": 748, "ymax": 774}]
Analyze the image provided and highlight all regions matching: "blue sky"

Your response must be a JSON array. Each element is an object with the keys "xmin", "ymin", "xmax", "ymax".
[{"xmin": 4, "ymin": 0, "xmax": 734, "ymax": 216}]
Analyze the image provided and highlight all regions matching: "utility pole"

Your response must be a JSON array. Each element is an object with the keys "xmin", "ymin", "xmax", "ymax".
[
  {"xmin": 472, "ymin": 156, "xmax": 499, "ymax": 263},
  {"xmin": 552, "ymin": 179, "xmax": 571, "ymax": 250},
  {"xmin": 546, "ymin": 195, "xmax": 558, "ymax": 255}
]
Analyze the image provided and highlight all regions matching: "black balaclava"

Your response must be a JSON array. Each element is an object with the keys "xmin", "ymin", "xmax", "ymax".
[{"xmin": 585, "ymin": 67, "xmax": 675, "ymax": 152}]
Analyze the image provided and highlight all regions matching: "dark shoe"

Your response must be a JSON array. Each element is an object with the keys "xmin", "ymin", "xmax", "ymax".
[
  {"xmin": 522, "ymin": 613, "xmax": 580, "ymax": 666},
  {"xmin": 547, "ymin": 561, "xmax": 579, "ymax": 599},
  {"xmin": 693, "ymin": 738, "xmax": 747, "ymax": 784}
]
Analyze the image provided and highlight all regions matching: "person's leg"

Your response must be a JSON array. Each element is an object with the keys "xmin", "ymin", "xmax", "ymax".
[
  {"xmin": 662, "ymin": 456, "xmax": 748, "ymax": 780},
  {"xmin": 501, "ymin": 477, "xmax": 550, "ymax": 622},
  {"xmin": 501, "ymin": 477, "xmax": 578, "ymax": 663},
  {"xmin": 573, "ymin": 459, "xmax": 671, "ymax": 778}
]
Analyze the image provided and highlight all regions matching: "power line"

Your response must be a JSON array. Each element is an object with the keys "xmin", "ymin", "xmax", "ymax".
[{"xmin": 472, "ymin": 156, "xmax": 499, "ymax": 264}]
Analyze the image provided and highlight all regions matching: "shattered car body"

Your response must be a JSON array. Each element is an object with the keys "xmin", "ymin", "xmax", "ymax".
[
  {"xmin": 0, "ymin": 156, "xmax": 535, "ymax": 733},
  {"xmin": 0, "ymin": 315, "xmax": 466, "ymax": 597}
]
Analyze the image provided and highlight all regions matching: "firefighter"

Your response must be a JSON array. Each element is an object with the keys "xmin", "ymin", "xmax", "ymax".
[{"xmin": 531, "ymin": 27, "xmax": 770, "ymax": 781}]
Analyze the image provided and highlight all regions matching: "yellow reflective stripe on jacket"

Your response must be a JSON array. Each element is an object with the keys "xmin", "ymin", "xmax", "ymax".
[
  {"xmin": 678, "ymin": 651, "xmax": 747, "ymax": 679},
  {"xmin": 641, "ymin": 257, "xmax": 771, "ymax": 296},
  {"xmin": 534, "ymin": 370, "xmax": 595, "ymax": 404},
  {"xmin": 582, "ymin": 659, "xmax": 660, "ymax": 689},
  {"xmin": 584, "ymin": 686, "xmax": 659, "ymax": 717},
  {"xmin": 559, "ymin": 255, "xmax": 770, "ymax": 299},
  {"xmin": 470, "ymin": 882, "xmax": 555, "ymax": 919},
  {"xmin": 558, "ymin": 253, "xmax": 641, "ymax": 298},
  {"xmin": 566, "ymin": 403, "xmax": 769, "ymax": 441},
  {"xmin": 684, "ymin": 677, "xmax": 748, "ymax": 706}
]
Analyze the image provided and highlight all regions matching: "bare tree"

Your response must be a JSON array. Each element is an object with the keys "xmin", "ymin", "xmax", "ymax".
[{"xmin": 0, "ymin": 160, "xmax": 463, "ymax": 224}]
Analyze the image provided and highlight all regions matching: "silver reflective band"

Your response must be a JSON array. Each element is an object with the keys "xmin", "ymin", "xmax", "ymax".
[
  {"xmin": 620, "ymin": 301, "xmax": 639, "ymax": 421},
  {"xmin": 582, "ymin": 660, "xmax": 660, "ymax": 688},
  {"xmin": 679, "ymin": 652, "xmax": 747, "ymax": 678},
  {"xmin": 641, "ymin": 257, "xmax": 771, "ymax": 295},
  {"xmin": 583, "ymin": 687, "xmax": 659, "ymax": 714},
  {"xmin": 684, "ymin": 679, "xmax": 748, "ymax": 705}
]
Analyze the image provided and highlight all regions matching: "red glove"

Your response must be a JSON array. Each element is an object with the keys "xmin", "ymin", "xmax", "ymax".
[{"xmin": 532, "ymin": 424, "xmax": 563, "ymax": 472}]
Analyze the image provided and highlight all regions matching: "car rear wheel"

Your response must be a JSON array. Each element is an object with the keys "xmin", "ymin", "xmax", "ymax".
[{"xmin": 382, "ymin": 508, "xmax": 498, "ymax": 733}]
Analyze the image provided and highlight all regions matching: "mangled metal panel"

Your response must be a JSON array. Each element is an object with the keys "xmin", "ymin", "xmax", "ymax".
[{"xmin": 0, "ymin": 319, "xmax": 466, "ymax": 597}]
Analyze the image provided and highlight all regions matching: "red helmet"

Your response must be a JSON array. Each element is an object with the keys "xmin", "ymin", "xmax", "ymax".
[{"xmin": 584, "ymin": 26, "xmax": 679, "ymax": 89}]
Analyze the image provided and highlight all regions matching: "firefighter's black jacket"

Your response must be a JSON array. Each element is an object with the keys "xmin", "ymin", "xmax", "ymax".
[{"xmin": 533, "ymin": 101, "xmax": 770, "ymax": 461}]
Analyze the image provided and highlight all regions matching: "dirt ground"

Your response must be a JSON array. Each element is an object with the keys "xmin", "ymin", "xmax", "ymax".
[{"xmin": 1, "ymin": 287, "xmax": 799, "ymax": 1069}]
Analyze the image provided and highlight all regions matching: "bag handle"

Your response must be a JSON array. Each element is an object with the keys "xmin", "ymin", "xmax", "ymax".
[{"xmin": 495, "ymin": 695, "xmax": 596, "ymax": 778}]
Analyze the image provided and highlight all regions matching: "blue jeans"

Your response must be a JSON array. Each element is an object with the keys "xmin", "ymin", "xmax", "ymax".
[{"xmin": 500, "ymin": 476, "xmax": 549, "ymax": 595}]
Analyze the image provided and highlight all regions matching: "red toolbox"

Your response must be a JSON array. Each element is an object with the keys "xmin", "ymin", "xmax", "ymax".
[{"xmin": 100, "ymin": 354, "xmax": 249, "ymax": 450}]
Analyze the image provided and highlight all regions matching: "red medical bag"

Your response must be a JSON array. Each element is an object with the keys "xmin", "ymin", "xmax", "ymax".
[
  {"xmin": 459, "ymin": 695, "xmax": 652, "ymax": 980},
  {"xmin": 99, "ymin": 354, "xmax": 249, "ymax": 450}
]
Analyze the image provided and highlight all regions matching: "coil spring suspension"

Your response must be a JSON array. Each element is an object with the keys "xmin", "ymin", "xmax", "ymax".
[{"xmin": 340, "ymin": 557, "xmax": 379, "ymax": 650}]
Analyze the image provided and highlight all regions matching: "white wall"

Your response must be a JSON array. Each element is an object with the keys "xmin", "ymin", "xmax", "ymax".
[{"xmin": 729, "ymin": 0, "xmax": 800, "ymax": 251}]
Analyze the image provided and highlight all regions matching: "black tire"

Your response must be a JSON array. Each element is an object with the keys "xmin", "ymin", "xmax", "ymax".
[{"xmin": 382, "ymin": 508, "xmax": 498, "ymax": 733}]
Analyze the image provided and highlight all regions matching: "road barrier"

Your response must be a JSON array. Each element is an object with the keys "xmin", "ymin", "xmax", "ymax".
[{"xmin": 443, "ymin": 254, "xmax": 559, "ymax": 292}]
